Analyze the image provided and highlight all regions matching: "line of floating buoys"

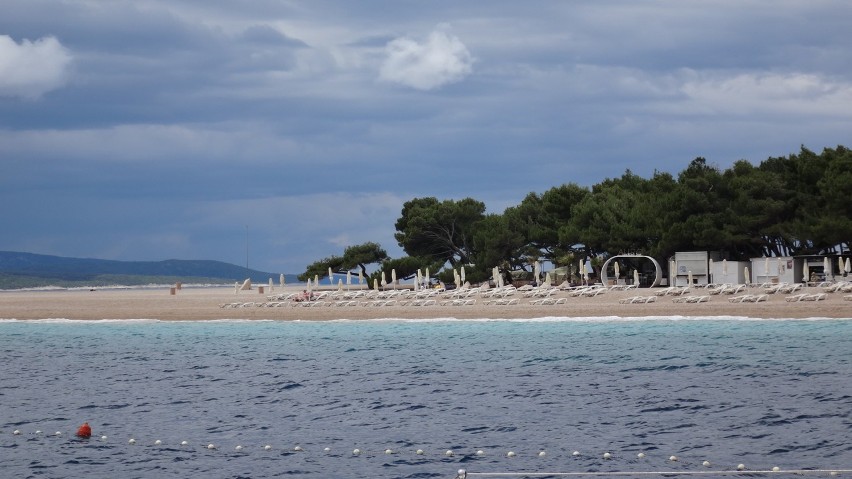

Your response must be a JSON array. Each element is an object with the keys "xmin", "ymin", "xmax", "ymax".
[{"xmin": 3, "ymin": 429, "xmax": 839, "ymax": 474}]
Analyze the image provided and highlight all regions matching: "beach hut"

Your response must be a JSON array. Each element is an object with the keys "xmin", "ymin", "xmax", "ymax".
[
  {"xmin": 673, "ymin": 251, "xmax": 718, "ymax": 287},
  {"xmin": 749, "ymin": 256, "xmax": 801, "ymax": 285}
]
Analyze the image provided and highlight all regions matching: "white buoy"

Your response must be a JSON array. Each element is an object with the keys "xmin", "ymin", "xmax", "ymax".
[
  {"xmin": 507, "ymin": 451, "xmax": 516, "ymax": 457},
  {"xmin": 55, "ymin": 431, "xmax": 62, "ymax": 436},
  {"xmin": 737, "ymin": 464, "xmax": 746, "ymax": 471},
  {"xmin": 13, "ymin": 430, "xmax": 20, "ymax": 435},
  {"xmin": 324, "ymin": 447, "xmax": 331, "ymax": 452},
  {"xmin": 603, "ymin": 452, "xmax": 612, "ymax": 459},
  {"xmin": 637, "ymin": 452, "xmax": 646, "ymax": 458},
  {"xmin": 669, "ymin": 455, "xmax": 678, "ymax": 462},
  {"xmin": 773, "ymin": 466, "xmax": 780, "ymax": 472},
  {"xmin": 703, "ymin": 461, "xmax": 711, "ymax": 467},
  {"xmin": 385, "ymin": 449, "xmax": 393, "ymax": 454},
  {"xmin": 416, "ymin": 449, "xmax": 424, "ymax": 455},
  {"xmin": 572, "ymin": 451, "xmax": 580, "ymax": 456},
  {"xmin": 264, "ymin": 445, "xmax": 272, "ymax": 451},
  {"xmin": 128, "ymin": 438, "xmax": 136, "ymax": 444},
  {"xmin": 207, "ymin": 444, "xmax": 216, "ymax": 450},
  {"xmin": 445, "ymin": 450, "xmax": 454, "ymax": 457},
  {"xmin": 353, "ymin": 448, "xmax": 361, "ymax": 455},
  {"xmin": 154, "ymin": 440, "xmax": 162, "ymax": 445},
  {"xmin": 100, "ymin": 435, "xmax": 108, "ymax": 441},
  {"xmin": 35, "ymin": 430, "xmax": 42, "ymax": 434},
  {"xmin": 538, "ymin": 451, "xmax": 546, "ymax": 457},
  {"xmin": 476, "ymin": 450, "xmax": 485, "ymax": 456},
  {"xmin": 181, "ymin": 440, "xmax": 188, "ymax": 446},
  {"xmin": 235, "ymin": 445, "xmax": 243, "ymax": 451},
  {"xmin": 294, "ymin": 445, "xmax": 303, "ymax": 452}
]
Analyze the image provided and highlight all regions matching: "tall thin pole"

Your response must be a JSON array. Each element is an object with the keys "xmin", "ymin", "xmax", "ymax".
[{"xmin": 245, "ymin": 225, "xmax": 249, "ymax": 279}]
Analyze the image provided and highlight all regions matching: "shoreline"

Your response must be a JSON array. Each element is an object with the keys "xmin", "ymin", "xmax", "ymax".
[{"xmin": 0, "ymin": 285, "xmax": 849, "ymax": 321}]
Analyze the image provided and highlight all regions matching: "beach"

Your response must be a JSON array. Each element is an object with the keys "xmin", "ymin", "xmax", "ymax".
[{"xmin": 1, "ymin": 284, "xmax": 849, "ymax": 320}]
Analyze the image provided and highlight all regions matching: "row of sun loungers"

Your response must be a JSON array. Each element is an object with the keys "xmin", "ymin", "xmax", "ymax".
[
  {"xmin": 618, "ymin": 296, "xmax": 656, "ymax": 304},
  {"xmin": 672, "ymin": 295, "xmax": 710, "ymax": 303},
  {"xmin": 784, "ymin": 293, "xmax": 827, "ymax": 302},
  {"xmin": 728, "ymin": 294, "xmax": 769, "ymax": 303}
]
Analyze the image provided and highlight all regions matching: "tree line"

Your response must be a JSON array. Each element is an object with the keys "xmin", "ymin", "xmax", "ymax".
[{"xmin": 301, "ymin": 145, "xmax": 851, "ymax": 285}]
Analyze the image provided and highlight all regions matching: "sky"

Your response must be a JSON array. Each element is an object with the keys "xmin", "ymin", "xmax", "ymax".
[{"xmin": 1, "ymin": 1, "xmax": 851, "ymax": 275}]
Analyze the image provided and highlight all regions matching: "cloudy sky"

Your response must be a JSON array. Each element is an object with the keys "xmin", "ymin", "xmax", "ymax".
[{"xmin": 2, "ymin": 1, "xmax": 850, "ymax": 274}]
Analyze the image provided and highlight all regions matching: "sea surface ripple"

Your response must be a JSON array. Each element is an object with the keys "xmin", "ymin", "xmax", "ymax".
[{"xmin": 1, "ymin": 318, "xmax": 850, "ymax": 478}]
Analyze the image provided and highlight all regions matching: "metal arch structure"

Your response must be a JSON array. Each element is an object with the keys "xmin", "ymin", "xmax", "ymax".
[{"xmin": 600, "ymin": 254, "xmax": 663, "ymax": 287}]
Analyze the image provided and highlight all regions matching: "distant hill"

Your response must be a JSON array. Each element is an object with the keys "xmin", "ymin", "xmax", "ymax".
[{"xmin": 0, "ymin": 251, "xmax": 294, "ymax": 289}]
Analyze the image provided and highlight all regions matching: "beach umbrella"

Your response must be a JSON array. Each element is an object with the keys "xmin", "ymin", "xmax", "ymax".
[
  {"xmin": 235, "ymin": 281, "xmax": 240, "ymax": 295},
  {"xmin": 534, "ymin": 261, "xmax": 541, "ymax": 283},
  {"xmin": 614, "ymin": 261, "xmax": 620, "ymax": 279},
  {"xmin": 381, "ymin": 271, "xmax": 387, "ymax": 289},
  {"xmin": 280, "ymin": 273, "xmax": 285, "ymax": 287},
  {"xmin": 633, "ymin": 269, "xmax": 640, "ymax": 287},
  {"xmin": 314, "ymin": 274, "xmax": 319, "ymax": 288},
  {"xmin": 337, "ymin": 279, "xmax": 343, "ymax": 292},
  {"xmin": 544, "ymin": 272, "xmax": 552, "ymax": 287},
  {"xmin": 425, "ymin": 268, "xmax": 430, "ymax": 286},
  {"xmin": 373, "ymin": 278, "xmax": 379, "ymax": 291},
  {"xmin": 744, "ymin": 266, "xmax": 750, "ymax": 286},
  {"xmin": 722, "ymin": 259, "xmax": 728, "ymax": 283},
  {"xmin": 461, "ymin": 266, "xmax": 466, "ymax": 284},
  {"xmin": 346, "ymin": 270, "xmax": 352, "ymax": 289},
  {"xmin": 670, "ymin": 260, "xmax": 676, "ymax": 286},
  {"xmin": 391, "ymin": 269, "xmax": 397, "ymax": 289},
  {"xmin": 824, "ymin": 257, "xmax": 831, "ymax": 281},
  {"xmin": 307, "ymin": 278, "xmax": 312, "ymax": 293},
  {"xmin": 802, "ymin": 261, "xmax": 809, "ymax": 283},
  {"xmin": 328, "ymin": 267, "xmax": 333, "ymax": 284},
  {"xmin": 846, "ymin": 257, "xmax": 851, "ymax": 275},
  {"xmin": 358, "ymin": 270, "xmax": 364, "ymax": 285},
  {"xmin": 269, "ymin": 278, "xmax": 273, "ymax": 292},
  {"xmin": 764, "ymin": 257, "xmax": 770, "ymax": 278},
  {"xmin": 688, "ymin": 270, "xmax": 693, "ymax": 286}
]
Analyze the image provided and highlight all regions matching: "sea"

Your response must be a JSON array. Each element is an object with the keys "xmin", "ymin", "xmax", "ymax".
[{"xmin": 1, "ymin": 316, "xmax": 850, "ymax": 479}]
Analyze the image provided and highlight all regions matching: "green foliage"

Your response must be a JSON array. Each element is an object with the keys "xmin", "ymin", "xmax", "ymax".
[
  {"xmin": 394, "ymin": 197, "xmax": 485, "ymax": 266},
  {"xmin": 304, "ymin": 144, "xmax": 850, "ymax": 282},
  {"xmin": 298, "ymin": 242, "xmax": 388, "ymax": 281}
]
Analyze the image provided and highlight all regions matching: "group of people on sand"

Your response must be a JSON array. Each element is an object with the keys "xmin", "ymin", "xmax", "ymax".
[{"xmin": 293, "ymin": 290, "xmax": 315, "ymax": 302}]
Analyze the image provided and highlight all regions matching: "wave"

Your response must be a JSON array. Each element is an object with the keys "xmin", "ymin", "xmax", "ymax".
[{"xmin": 4, "ymin": 315, "xmax": 841, "ymax": 324}]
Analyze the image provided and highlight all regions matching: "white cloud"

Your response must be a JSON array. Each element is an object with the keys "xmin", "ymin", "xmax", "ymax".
[
  {"xmin": 379, "ymin": 26, "xmax": 473, "ymax": 90},
  {"xmin": 0, "ymin": 35, "xmax": 72, "ymax": 98}
]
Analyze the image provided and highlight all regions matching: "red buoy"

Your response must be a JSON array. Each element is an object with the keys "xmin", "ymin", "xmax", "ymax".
[{"xmin": 76, "ymin": 422, "xmax": 92, "ymax": 438}]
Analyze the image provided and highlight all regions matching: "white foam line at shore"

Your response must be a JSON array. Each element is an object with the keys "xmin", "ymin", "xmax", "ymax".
[{"xmin": 2, "ymin": 316, "xmax": 845, "ymax": 324}]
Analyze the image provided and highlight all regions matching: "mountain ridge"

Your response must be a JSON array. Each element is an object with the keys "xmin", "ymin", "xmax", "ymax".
[{"xmin": 0, "ymin": 251, "xmax": 292, "ymax": 289}]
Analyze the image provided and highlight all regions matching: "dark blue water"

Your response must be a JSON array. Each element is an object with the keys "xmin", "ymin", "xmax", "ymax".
[{"xmin": 1, "ymin": 318, "xmax": 850, "ymax": 478}]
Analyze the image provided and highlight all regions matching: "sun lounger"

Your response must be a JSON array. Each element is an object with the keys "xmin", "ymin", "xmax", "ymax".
[
  {"xmin": 728, "ymin": 295, "xmax": 752, "ymax": 303},
  {"xmin": 530, "ymin": 297, "xmax": 567, "ymax": 305},
  {"xmin": 778, "ymin": 283, "xmax": 803, "ymax": 294},
  {"xmin": 801, "ymin": 293, "xmax": 826, "ymax": 301},
  {"xmin": 844, "ymin": 295, "xmax": 852, "ymax": 301},
  {"xmin": 784, "ymin": 293, "xmax": 809, "ymax": 302},
  {"xmin": 672, "ymin": 295, "xmax": 709, "ymax": 303}
]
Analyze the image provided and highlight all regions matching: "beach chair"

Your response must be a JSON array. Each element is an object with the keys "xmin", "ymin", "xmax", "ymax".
[
  {"xmin": 728, "ymin": 295, "xmax": 752, "ymax": 303},
  {"xmin": 784, "ymin": 293, "xmax": 808, "ymax": 302},
  {"xmin": 801, "ymin": 293, "xmax": 826, "ymax": 301}
]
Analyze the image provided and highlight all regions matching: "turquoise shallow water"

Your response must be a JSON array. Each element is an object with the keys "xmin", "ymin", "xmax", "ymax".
[{"xmin": 1, "ymin": 317, "xmax": 851, "ymax": 478}]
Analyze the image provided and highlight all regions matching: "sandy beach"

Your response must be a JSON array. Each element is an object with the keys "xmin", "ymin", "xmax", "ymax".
[{"xmin": 0, "ymin": 284, "xmax": 850, "ymax": 321}]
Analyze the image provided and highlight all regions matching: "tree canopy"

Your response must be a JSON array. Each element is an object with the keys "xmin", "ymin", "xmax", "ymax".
[{"xmin": 302, "ymin": 145, "xmax": 851, "ymax": 283}]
